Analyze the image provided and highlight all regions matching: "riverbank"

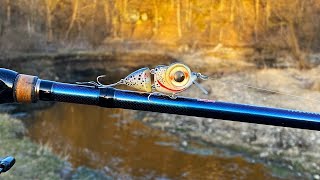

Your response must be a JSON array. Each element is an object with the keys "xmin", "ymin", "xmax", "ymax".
[
  {"xmin": 138, "ymin": 66, "xmax": 320, "ymax": 178},
  {"xmin": 0, "ymin": 114, "xmax": 64, "ymax": 179},
  {"xmin": 0, "ymin": 114, "xmax": 114, "ymax": 179}
]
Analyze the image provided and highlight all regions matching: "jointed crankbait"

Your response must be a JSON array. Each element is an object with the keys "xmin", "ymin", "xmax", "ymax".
[{"xmin": 77, "ymin": 63, "xmax": 209, "ymax": 99}]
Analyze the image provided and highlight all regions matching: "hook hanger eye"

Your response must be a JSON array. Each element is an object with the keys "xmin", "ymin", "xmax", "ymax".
[{"xmin": 196, "ymin": 73, "xmax": 208, "ymax": 80}]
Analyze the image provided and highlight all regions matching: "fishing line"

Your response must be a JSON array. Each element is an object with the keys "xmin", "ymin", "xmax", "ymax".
[{"xmin": 200, "ymin": 73, "xmax": 320, "ymax": 104}]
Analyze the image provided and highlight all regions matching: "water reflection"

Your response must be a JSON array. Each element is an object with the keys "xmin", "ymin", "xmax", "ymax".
[{"xmin": 28, "ymin": 103, "xmax": 278, "ymax": 179}]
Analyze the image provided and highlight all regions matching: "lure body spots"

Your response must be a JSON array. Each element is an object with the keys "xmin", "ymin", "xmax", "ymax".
[{"xmin": 123, "ymin": 67, "xmax": 152, "ymax": 92}]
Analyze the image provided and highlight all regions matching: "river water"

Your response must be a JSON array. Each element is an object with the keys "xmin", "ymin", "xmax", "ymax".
[{"xmin": 27, "ymin": 102, "xmax": 280, "ymax": 179}]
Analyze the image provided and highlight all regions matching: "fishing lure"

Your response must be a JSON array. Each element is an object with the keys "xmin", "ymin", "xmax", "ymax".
[{"xmin": 76, "ymin": 62, "xmax": 209, "ymax": 99}]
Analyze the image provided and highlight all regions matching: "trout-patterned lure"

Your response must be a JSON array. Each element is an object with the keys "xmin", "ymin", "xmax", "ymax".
[{"xmin": 77, "ymin": 63, "xmax": 208, "ymax": 99}]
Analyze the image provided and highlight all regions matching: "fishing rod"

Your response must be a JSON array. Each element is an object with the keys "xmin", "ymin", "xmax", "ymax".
[
  {"xmin": 0, "ymin": 65, "xmax": 319, "ymax": 174},
  {"xmin": 0, "ymin": 66, "xmax": 319, "ymax": 131}
]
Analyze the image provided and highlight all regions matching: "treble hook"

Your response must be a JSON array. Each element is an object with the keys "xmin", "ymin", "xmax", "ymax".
[{"xmin": 76, "ymin": 75, "xmax": 124, "ymax": 88}]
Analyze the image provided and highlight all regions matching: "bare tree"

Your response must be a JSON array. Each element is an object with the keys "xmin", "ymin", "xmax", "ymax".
[
  {"xmin": 123, "ymin": 0, "xmax": 127, "ymax": 16},
  {"xmin": 208, "ymin": 0, "xmax": 214, "ymax": 40},
  {"xmin": 152, "ymin": 0, "xmax": 159, "ymax": 34},
  {"xmin": 185, "ymin": 0, "xmax": 193, "ymax": 29},
  {"xmin": 91, "ymin": 0, "xmax": 97, "ymax": 37},
  {"xmin": 229, "ymin": 0, "xmax": 236, "ymax": 23},
  {"xmin": 112, "ymin": 1, "xmax": 121, "ymax": 38},
  {"xmin": 27, "ymin": 0, "xmax": 36, "ymax": 36},
  {"xmin": 104, "ymin": 0, "xmax": 112, "ymax": 35},
  {"xmin": 265, "ymin": 0, "xmax": 270, "ymax": 27},
  {"xmin": 218, "ymin": 0, "xmax": 225, "ymax": 43},
  {"xmin": 170, "ymin": 0, "xmax": 174, "ymax": 9},
  {"xmin": 65, "ymin": 0, "xmax": 79, "ymax": 39},
  {"xmin": 44, "ymin": 0, "xmax": 60, "ymax": 42},
  {"xmin": 254, "ymin": 0, "xmax": 260, "ymax": 42},
  {"xmin": 176, "ymin": 0, "xmax": 182, "ymax": 38},
  {"xmin": 6, "ymin": 0, "xmax": 11, "ymax": 28},
  {"xmin": 288, "ymin": 23, "xmax": 309, "ymax": 68}
]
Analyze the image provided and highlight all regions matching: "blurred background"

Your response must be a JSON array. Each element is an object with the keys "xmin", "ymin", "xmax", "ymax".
[{"xmin": 0, "ymin": 0, "xmax": 320, "ymax": 179}]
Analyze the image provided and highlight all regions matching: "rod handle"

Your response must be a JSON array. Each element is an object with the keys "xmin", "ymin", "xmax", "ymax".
[
  {"xmin": 0, "ymin": 68, "xmax": 38, "ymax": 104},
  {"xmin": 14, "ymin": 74, "xmax": 38, "ymax": 103}
]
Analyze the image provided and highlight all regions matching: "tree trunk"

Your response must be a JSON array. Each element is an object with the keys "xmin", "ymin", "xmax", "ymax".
[
  {"xmin": 265, "ymin": 0, "xmax": 270, "ymax": 28},
  {"xmin": 218, "ymin": 0, "xmax": 225, "ymax": 43},
  {"xmin": 170, "ymin": 0, "xmax": 174, "ymax": 9},
  {"xmin": 288, "ymin": 23, "xmax": 309, "ymax": 69},
  {"xmin": 65, "ymin": 0, "xmax": 79, "ymax": 39},
  {"xmin": 45, "ymin": 0, "xmax": 53, "ymax": 42},
  {"xmin": 176, "ymin": 0, "xmax": 182, "ymax": 38},
  {"xmin": 106, "ymin": 0, "xmax": 118, "ymax": 38},
  {"xmin": 254, "ymin": 0, "xmax": 260, "ymax": 42},
  {"xmin": 185, "ymin": 0, "xmax": 193, "ymax": 29},
  {"xmin": 218, "ymin": 0, "xmax": 224, "ymax": 12},
  {"xmin": 185, "ymin": 0, "xmax": 189, "ymax": 28},
  {"xmin": 230, "ymin": 0, "xmax": 235, "ymax": 23},
  {"xmin": 123, "ymin": 0, "xmax": 127, "ymax": 15},
  {"xmin": 104, "ymin": 0, "xmax": 112, "ymax": 35},
  {"xmin": 188, "ymin": 0, "xmax": 193, "ymax": 29},
  {"xmin": 6, "ymin": 0, "xmax": 11, "ymax": 28},
  {"xmin": 27, "ymin": 0, "xmax": 35, "ymax": 36},
  {"xmin": 113, "ymin": 1, "xmax": 123, "ymax": 38},
  {"xmin": 219, "ymin": 27, "xmax": 223, "ymax": 43},
  {"xmin": 91, "ymin": 0, "xmax": 97, "ymax": 36},
  {"xmin": 152, "ymin": 0, "xmax": 159, "ymax": 34},
  {"xmin": 209, "ymin": 0, "xmax": 214, "ymax": 40}
]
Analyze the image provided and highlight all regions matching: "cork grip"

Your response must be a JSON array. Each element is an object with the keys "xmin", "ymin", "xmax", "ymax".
[{"xmin": 14, "ymin": 74, "xmax": 38, "ymax": 103}]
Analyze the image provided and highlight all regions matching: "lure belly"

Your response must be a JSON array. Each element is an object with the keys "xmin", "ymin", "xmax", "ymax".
[{"xmin": 77, "ymin": 62, "xmax": 208, "ymax": 98}]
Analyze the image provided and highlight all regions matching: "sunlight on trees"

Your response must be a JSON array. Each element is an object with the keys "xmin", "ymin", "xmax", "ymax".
[{"xmin": 0, "ymin": 0, "xmax": 320, "ymax": 67}]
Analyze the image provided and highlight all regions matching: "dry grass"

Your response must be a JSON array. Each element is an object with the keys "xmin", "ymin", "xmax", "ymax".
[{"xmin": 0, "ymin": 114, "xmax": 65, "ymax": 179}]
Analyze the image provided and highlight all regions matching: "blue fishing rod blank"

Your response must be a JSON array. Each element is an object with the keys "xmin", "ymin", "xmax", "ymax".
[
  {"xmin": 37, "ymin": 80, "xmax": 320, "ymax": 131},
  {"xmin": 0, "ymin": 68, "xmax": 319, "ymax": 131}
]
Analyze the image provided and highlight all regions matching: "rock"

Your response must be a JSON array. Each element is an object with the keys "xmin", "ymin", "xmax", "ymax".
[
  {"xmin": 308, "ymin": 53, "xmax": 320, "ymax": 66},
  {"xmin": 72, "ymin": 166, "xmax": 112, "ymax": 180},
  {"xmin": 288, "ymin": 165, "xmax": 293, "ymax": 170},
  {"xmin": 181, "ymin": 140, "xmax": 188, "ymax": 147},
  {"xmin": 60, "ymin": 162, "xmax": 73, "ymax": 179},
  {"xmin": 259, "ymin": 152, "xmax": 269, "ymax": 158}
]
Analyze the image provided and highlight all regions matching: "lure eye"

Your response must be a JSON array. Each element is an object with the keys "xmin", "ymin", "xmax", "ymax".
[
  {"xmin": 174, "ymin": 71, "xmax": 185, "ymax": 82},
  {"xmin": 165, "ymin": 63, "xmax": 192, "ymax": 87}
]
